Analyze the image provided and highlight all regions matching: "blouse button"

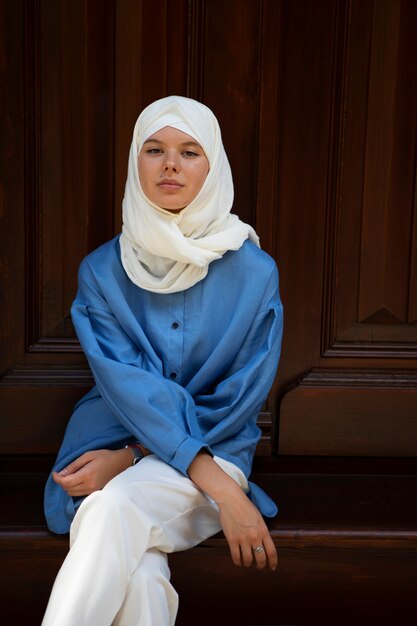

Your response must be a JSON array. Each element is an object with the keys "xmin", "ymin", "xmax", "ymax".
[
  {"xmin": 170, "ymin": 372, "xmax": 177, "ymax": 380},
  {"xmin": 171, "ymin": 322, "xmax": 179, "ymax": 329}
]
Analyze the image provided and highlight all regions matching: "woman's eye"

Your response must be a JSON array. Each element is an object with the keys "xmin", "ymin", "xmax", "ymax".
[
  {"xmin": 146, "ymin": 148, "xmax": 162, "ymax": 154},
  {"xmin": 183, "ymin": 151, "xmax": 199, "ymax": 158}
]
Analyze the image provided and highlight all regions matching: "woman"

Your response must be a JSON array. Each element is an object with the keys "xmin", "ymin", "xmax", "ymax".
[{"xmin": 42, "ymin": 95, "xmax": 283, "ymax": 625}]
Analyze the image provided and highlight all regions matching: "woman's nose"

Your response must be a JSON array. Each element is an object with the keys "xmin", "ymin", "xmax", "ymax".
[{"xmin": 163, "ymin": 152, "xmax": 180, "ymax": 172}]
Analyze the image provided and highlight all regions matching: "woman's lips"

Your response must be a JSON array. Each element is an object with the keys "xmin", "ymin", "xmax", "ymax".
[{"xmin": 158, "ymin": 179, "xmax": 183, "ymax": 190}]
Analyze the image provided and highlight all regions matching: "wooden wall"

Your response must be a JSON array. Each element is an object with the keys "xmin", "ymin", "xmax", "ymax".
[{"xmin": 1, "ymin": 0, "xmax": 417, "ymax": 460}]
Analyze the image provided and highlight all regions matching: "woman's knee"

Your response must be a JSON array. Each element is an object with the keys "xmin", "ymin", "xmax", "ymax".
[
  {"xmin": 80, "ymin": 484, "xmax": 131, "ymax": 514},
  {"xmin": 70, "ymin": 487, "xmax": 144, "ymax": 545}
]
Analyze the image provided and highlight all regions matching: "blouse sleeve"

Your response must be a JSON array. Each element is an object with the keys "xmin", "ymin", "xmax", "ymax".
[
  {"xmin": 71, "ymin": 259, "xmax": 208, "ymax": 476},
  {"xmin": 194, "ymin": 264, "xmax": 283, "ymax": 459}
]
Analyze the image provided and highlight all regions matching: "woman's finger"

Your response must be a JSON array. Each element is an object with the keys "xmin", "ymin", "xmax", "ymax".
[
  {"xmin": 240, "ymin": 542, "xmax": 254, "ymax": 568},
  {"xmin": 53, "ymin": 472, "xmax": 89, "ymax": 496},
  {"xmin": 57, "ymin": 453, "xmax": 92, "ymax": 477},
  {"xmin": 252, "ymin": 543, "xmax": 268, "ymax": 570},
  {"xmin": 262, "ymin": 532, "xmax": 278, "ymax": 571},
  {"xmin": 228, "ymin": 540, "xmax": 243, "ymax": 567},
  {"xmin": 53, "ymin": 466, "xmax": 87, "ymax": 486}
]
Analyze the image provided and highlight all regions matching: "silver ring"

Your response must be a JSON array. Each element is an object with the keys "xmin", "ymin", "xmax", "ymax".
[{"xmin": 254, "ymin": 545, "xmax": 264, "ymax": 553}]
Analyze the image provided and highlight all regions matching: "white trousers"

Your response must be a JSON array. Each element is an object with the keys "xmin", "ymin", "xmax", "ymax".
[{"xmin": 42, "ymin": 455, "xmax": 248, "ymax": 626}]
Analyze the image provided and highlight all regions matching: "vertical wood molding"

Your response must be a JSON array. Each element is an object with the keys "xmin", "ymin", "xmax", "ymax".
[
  {"xmin": 321, "ymin": 0, "xmax": 353, "ymax": 360},
  {"xmin": 24, "ymin": 0, "xmax": 42, "ymax": 351},
  {"xmin": 409, "ymin": 168, "xmax": 417, "ymax": 323},
  {"xmin": 187, "ymin": 0, "xmax": 206, "ymax": 101},
  {"xmin": 255, "ymin": 0, "xmax": 281, "ymax": 258},
  {"xmin": 114, "ymin": 0, "xmax": 143, "ymax": 231}
]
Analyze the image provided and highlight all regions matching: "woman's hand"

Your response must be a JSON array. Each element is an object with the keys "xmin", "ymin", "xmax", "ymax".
[
  {"xmin": 188, "ymin": 452, "xmax": 277, "ymax": 571},
  {"xmin": 216, "ymin": 484, "xmax": 277, "ymax": 571},
  {"xmin": 52, "ymin": 448, "xmax": 137, "ymax": 496}
]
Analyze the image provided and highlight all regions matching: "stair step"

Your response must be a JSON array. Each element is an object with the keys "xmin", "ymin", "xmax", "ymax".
[
  {"xmin": 1, "ymin": 457, "xmax": 417, "ymax": 625},
  {"xmin": 2, "ymin": 523, "xmax": 416, "ymax": 624}
]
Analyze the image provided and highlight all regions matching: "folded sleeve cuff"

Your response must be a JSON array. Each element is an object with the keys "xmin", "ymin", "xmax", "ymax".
[{"xmin": 170, "ymin": 437, "xmax": 212, "ymax": 476}]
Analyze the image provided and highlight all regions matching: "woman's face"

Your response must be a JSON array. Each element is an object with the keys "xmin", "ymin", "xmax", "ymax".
[{"xmin": 138, "ymin": 126, "xmax": 209, "ymax": 212}]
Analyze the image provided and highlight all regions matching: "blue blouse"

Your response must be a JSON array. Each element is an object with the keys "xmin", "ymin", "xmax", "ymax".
[{"xmin": 44, "ymin": 236, "xmax": 283, "ymax": 533}]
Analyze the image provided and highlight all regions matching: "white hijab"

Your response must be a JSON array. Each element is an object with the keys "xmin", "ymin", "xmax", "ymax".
[{"xmin": 119, "ymin": 95, "xmax": 259, "ymax": 294}]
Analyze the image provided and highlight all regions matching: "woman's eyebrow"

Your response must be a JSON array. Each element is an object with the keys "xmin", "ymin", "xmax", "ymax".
[
  {"xmin": 142, "ymin": 138, "xmax": 202, "ymax": 149},
  {"xmin": 180, "ymin": 141, "xmax": 202, "ymax": 148}
]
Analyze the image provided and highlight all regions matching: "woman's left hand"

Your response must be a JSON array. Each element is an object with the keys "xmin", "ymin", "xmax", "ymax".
[
  {"xmin": 52, "ymin": 448, "xmax": 134, "ymax": 496},
  {"xmin": 188, "ymin": 451, "xmax": 277, "ymax": 571},
  {"xmin": 217, "ymin": 484, "xmax": 277, "ymax": 571}
]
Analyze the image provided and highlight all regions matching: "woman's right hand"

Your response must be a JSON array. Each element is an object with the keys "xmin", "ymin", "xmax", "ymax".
[{"xmin": 52, "ymin": 444, "xmax": 152, "ymax": 497}]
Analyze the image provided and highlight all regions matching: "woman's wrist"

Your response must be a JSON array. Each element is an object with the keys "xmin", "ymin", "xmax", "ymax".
[
  {"xmin": 117, "ymin": 446, "xmax": 136, "ymax": 469},
  {"xmin": 188, "ymin": 451, "xmax": 242, "ymax": 504},
  {"xmin": 212, "ymin": 480, "xmax": 246, "ymax": 507},
  {"xmin": 124, "ymin": 443, "xmax": 144, "ymax": 465}
]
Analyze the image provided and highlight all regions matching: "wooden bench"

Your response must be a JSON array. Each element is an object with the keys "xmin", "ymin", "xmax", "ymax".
[{"xmin": 1, "ymin": 454, "xmax": 417, "ymax": 625}]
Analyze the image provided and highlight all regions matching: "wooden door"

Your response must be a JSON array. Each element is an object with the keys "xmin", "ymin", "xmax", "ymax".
[{"xmin": 1, "ymin": 0, "xmax": 417, "ymax": 461}]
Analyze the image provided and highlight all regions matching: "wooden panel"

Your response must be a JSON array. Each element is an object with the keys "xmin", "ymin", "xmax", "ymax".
[
  {"xmin": 279, "ymin": 370, "xmax": 417, "ymax": 456},
  {"xmin": 0, "ymin": 368, "xmax": 91, "ymax": 453},
  {"xmin": 0, "ymin": 0, "xmax": 25, "ymax": 372},
  {"xmin": 358, "ymin": 0, "xmax": 413, "ymax": 326},
  {"xmin": 323, "ymin": 0, "xmax": 417, "ymax": 358},
  {"xmin": 277, "ymin": 0, "xmax": 417, "ymax": 454},
  {"xmin": 0, "ymin": 0, "xmax": 116, "ymax": 453},
  {"xmin": 269, "ymin": 0, "xmax": 338, "ymax": 388},
  {"xmin": 30, "ymin": 0, "xmax": 115, "ymax": 350}
]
